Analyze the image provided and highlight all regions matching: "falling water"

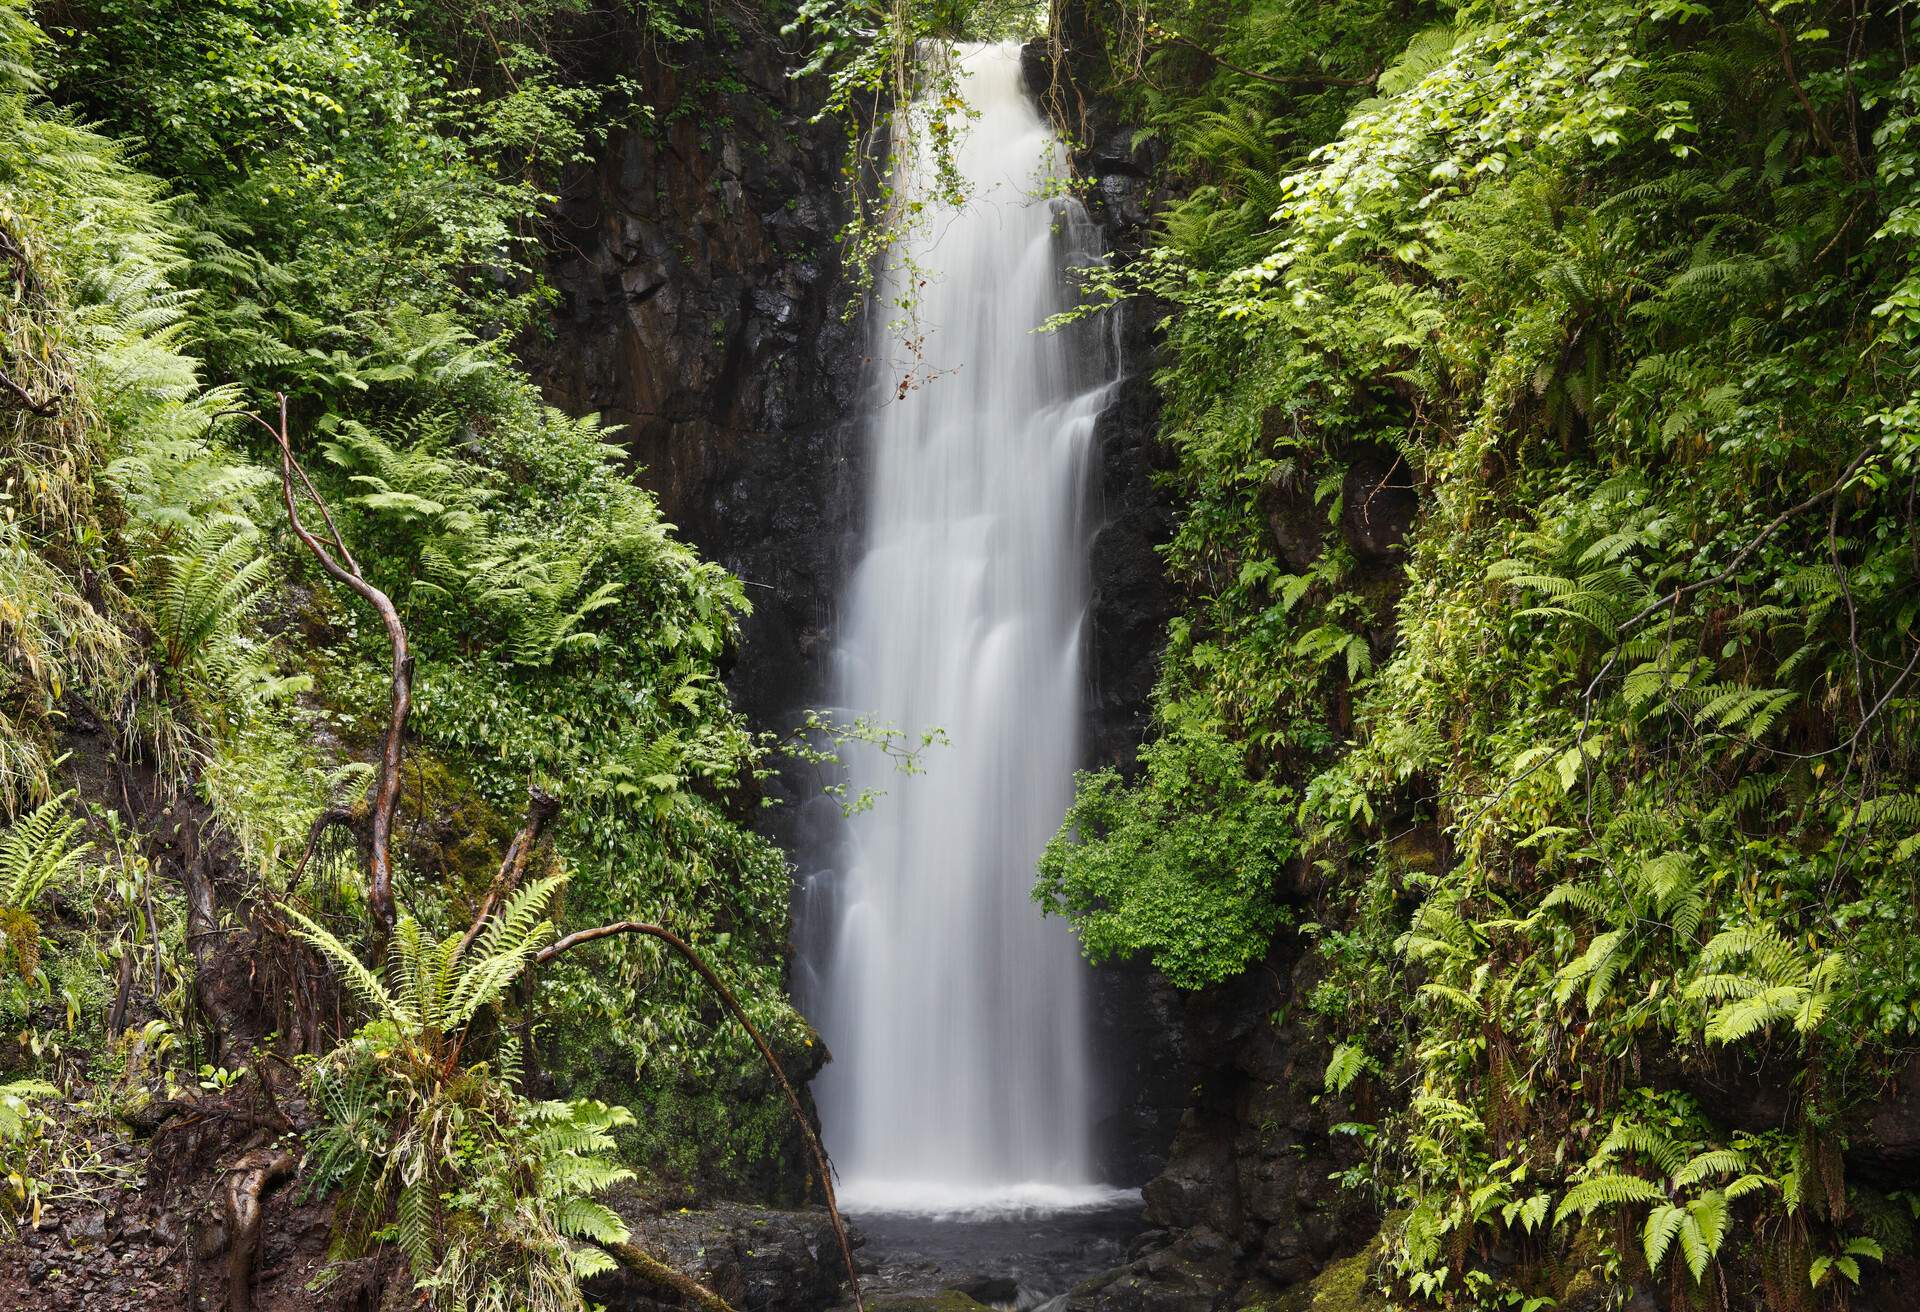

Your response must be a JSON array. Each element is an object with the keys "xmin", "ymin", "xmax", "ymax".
[{"xmin": 802, "ymin": 41, "xmax": 1122, "ymax": 1217}]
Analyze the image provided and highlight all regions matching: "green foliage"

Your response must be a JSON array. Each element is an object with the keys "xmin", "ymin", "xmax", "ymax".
[
  {"xmin": 48, "ymin": 0, "xmax": 595, "ymax": 347},
  {"xmin": 0, "ymin": 1077, "xmax": 56, "ymax": 1230},
  {"xmin": 147, "ymin": 516, "xmax": 273, "ymax": 677},
  {"xmin": 0, "ymin": 1, "xmax": 819, "ymax": 1291},
  {"xmin": 293, "ymin": 881, "xmax": 636, "ymax": 1311},
  {"xmin": 786, "ymin": 0, "xmax": 1041, "ymax": 323},
  {"xmin": 1038, "ymin": 714, "xmax": 1296, "ymax": 987},
  {"xmin": 1048, "ymin": 0, "xmax": 1920, "ymax": 1304},
  {"xmin": 0, "ymin": 791, "xmax": 89, "ymax": 912},
  {"xmin": 18, "ymin": 0, "xmax": 815, "ymax": 1192}
]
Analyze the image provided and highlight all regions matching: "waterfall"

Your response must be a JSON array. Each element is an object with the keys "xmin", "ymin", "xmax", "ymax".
[{"xmin": 801, "ymin": 41, "xmax": 1122, "ymax": 1217}]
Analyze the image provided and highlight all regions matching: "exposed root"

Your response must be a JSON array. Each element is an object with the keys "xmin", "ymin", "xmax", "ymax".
[{"xmin": 223, "ymin": 1145, "xmax": 298, "ymax": 1312}]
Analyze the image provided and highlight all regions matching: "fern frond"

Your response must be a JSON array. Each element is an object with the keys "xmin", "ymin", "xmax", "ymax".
[
  {"xmin": 0, "ymin": 791, "xmax": 90, "ymax": 907},
  {"xmin": 283, "ymin": 906, "xmax": 403, "ymax": 1024},
  {"xmin": 1555, "ymin": 1172, "xmax": 1667, "ymax": 1224}
]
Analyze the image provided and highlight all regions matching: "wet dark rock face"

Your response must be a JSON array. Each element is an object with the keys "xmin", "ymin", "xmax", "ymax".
[
  {"xmin": 1016, "ymin": 38, "xmax": 1191, "ymax": 1194},
  {"xmin": 1034, "ymin": 24, "xmax": 1378, "ymax": 1309},
  {"xmin": 1068, "ymin": 941, "xmax": 1375, "ymax": 1312},
  {"xmin": 1033, "ymin": 55, "xmax": 1179, "ymax": 784},
  {"xmin": 529, "ymin": 32, "xmax": 863, "ymax": 738},
  {"xmin": 520, "ymin": 23, "xmax": 867, "ymax": 1213}
]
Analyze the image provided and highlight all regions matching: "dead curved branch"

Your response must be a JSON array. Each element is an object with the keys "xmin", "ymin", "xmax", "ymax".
[
  {"xmin": 599, "ymin": 1239, "xmax": 738, "ymax": 1312},
  {"xmin": 457, "ymin": 786, "xmax": 560, "ymax": 957},
  {"xmin": 536, "ymin": 921, "xmax": 864, "ymax": 1312},
  {"xmin": 0, "ymin": 366, "xmax": 65, "ymax": 415},
  {"xmin": 253, "ymin": 392, "xmax": 410, "ymax": 938}
]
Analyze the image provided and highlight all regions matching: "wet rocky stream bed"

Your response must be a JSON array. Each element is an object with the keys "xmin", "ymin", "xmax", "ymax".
[
  {"xmin": 586, "ymin": 1198, "xmax": 1149, "ymax": 1312},
  {"xmin": 848, "ymin": 1200, "xmax": 1146, "ymax": 1310}
]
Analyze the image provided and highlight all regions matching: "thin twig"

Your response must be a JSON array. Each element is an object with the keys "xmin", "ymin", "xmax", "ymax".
[
  {"xmin": 1606, "ymin": 447, "xmax": 1873, "ymax": 640},
  {"xmin": 1454, "ymin": 449, "xmax": 1875, "ymax": 843},
  {"xmin": 0, "ymin": 367, "xmax": 64, "ymax": 416},
  {"xmin": 286, "ymin": 805, "xmax": 359, "ymax": 890},
  {"xmin": 537, "ymin": 922, "xmax": 864, "ymax": 1312}
]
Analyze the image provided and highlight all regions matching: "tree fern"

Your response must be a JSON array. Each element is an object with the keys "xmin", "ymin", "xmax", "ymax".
[
  {"xmin": 296, "ymin": 874, "xmax": 636, "ymax": 1312},
  {"xmin": 446, "ymin": 873, "xmax": 564, "ymax": 1026}
]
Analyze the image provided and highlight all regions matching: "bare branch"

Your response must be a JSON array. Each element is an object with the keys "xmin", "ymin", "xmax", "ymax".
[
  {"xmin": 1606, "ymin": 448, "xmax": 1874, "ymax": 641},
  {"xmin": 598, "ymin": 1240, "xmax": 737, "ymax": 1312},
  {"xmin": 261, "ymin": 392, "xmax": 410, "ymax": 938},
  {"xmin": 536, "ymin": 921, "xmax": 864, "ymax": 1312},
  {"xmin": 286, "ymin": 804, "xmax": 360, "ymax": 890},
  {"xmin": 456, "ymin": 786, "xmax": 560, "ymax": 957},
  {"xmin": 0, "ymin": 367, "xmax": 65, "ymax": 416}
]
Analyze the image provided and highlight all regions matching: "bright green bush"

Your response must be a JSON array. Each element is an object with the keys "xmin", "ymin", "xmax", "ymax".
[{"xmin": 1038, "ymin": 713, "xmax": 1296, "ymax": 987}]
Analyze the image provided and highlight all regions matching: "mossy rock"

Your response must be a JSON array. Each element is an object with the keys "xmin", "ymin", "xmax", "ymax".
[
  {"xmin": 1313, "ymin": 1252, "xmax": 1390, "ymax": 1312},
  {"xmin": 1263, "ymin": 1251, "xmax": 1391, "ymax": 1312},
  {"xmin": 1554, "ymin": 1223, "xmax": 1621, "ymax": 1312},
  {"xmin": 394, "ymin": 749, "xmax": 515, "ymax": 895},
  {"xmin": 1306, "ymin": 1253, "xmax": 1390, "ymax": 1312}
]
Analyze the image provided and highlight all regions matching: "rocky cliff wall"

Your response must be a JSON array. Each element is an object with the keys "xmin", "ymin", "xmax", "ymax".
[
  {"xmin": 1031, "ymin": 23, "xmax": 1380, "ymax": 1306},
  {"xmin": 529, "ymin": 30, "xmax": 864, "ymax": 738},
  {"xmin": 1018, "ymin": 42, "xmax": 1192, "ymax": 1189}
]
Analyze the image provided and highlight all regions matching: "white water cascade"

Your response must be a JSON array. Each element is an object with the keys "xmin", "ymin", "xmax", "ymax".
[{"xmin": 803, "ymin": 41, "xmax": 1124, "ymax": 1218}]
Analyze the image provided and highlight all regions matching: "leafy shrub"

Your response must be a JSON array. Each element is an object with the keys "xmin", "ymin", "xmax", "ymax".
[
  {"xmin": 1042, "ymin": 0, "xmax": 1920, "ymax": 1302},
  {"xmin": 1038, "ymin": 714, "xmax": 1296, "ymax": 987}
]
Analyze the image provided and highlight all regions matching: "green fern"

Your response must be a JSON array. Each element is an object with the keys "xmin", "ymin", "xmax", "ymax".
[
  {"xmin": 148, "ymin": 514, "xmax": 272, "ymax": 675},
  {"xmin": 295, "ymin": 872, "xmax": 634, "ymax": 1312},
  {"xmin": 1686, "ymin": 926, "xmax": 1842, "ymax": 1045},
  {"xmin": 1324, "ymin": 1042, "xmax": 1367, "ymax": 1093},
  {"xmin": 0, "ymin": 791, "xmax": 88, "ymax": 908},
  {"xmin": 1554, "ymin": 1171, "xmax": 1667, "ymax": 1224}
]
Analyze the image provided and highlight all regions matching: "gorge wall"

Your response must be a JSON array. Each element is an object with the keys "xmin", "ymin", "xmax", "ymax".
[
  {"xmin": 1031, "ymin": 34, "xmax": 1381, "ymax": 1307},
  {"xmin": 527, "ymin": 18, "xmax": 1427, "ymax": 1304},
  {"xmin": 528, "ymin": 24, "xmax": 863, "ymax": 740},
  {"xmin": 525, "ymin": 15, "xmax": 1390, "ymax": 1300},
  {"xmin": 1026, "ymin": 5, "xmax": 1920, "ymax": 1308}
]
